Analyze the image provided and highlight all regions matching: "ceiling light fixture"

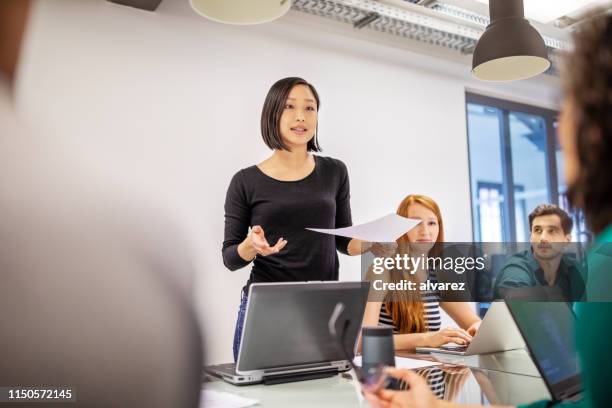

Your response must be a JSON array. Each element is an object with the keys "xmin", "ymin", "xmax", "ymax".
[
  {"xmin": 472, "ymin": 0, "xmax": 550, "ymax": 81},
  {"xmin": 190, "ymin": 0, "xmax": 292, "ymax": 25}
]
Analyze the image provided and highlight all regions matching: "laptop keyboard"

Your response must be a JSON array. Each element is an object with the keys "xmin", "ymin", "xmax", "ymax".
[{"xmin": 440, "ymin": 345, "xmax": 468, "ymax": 352}]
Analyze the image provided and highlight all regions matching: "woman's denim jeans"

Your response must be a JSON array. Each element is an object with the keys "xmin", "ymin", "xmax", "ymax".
[{"xmin": 232, "ymin": 292, "xmax": 248, "ymax": 362}]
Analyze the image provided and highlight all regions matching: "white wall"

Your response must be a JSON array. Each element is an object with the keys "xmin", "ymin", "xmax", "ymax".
[{"xmin": 16, "ymin": 0, "xmax": 559, "ymax": 363}]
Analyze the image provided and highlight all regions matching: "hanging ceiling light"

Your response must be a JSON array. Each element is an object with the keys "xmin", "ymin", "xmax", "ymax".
[
  {"xmin": 190, "ymin": 0, "xmax": 292, "ymax": 25},
  {"xmin": 472, "ymin": 0, "xmax": 550, "ymax": 81}
]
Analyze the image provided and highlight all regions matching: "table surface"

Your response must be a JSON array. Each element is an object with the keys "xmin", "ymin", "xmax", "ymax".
[
  {"xmin": 397, "ymin": 348, "xmax": 541, "ymax": 377},
  {"xmin": 203, "ymin": 348, "xmax": 551, "ymax": 407}
]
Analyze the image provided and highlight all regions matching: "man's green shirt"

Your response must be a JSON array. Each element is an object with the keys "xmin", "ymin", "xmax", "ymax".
[{"xmin": 493, "ymin": 250, "xmax": 586, "ymax": 301}]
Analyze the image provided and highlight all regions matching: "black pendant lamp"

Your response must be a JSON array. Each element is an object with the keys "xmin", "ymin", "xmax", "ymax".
[{"xmin": 472, "ymin": 0, "xmax": 550, "ymax": 81}]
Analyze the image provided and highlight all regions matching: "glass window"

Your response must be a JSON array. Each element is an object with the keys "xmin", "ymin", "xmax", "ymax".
[
  {"xmin": 508, "ymin": 111, "xmax": 549, "ymax": 241},
  {"xmin": 554, "ymin": 120, "xmax": 590, "ymax": 243},
  {"xmin": 467, "ymin": 104, "xmax": 505, "ymax": 242},
  {"xmin": 466, "ymin": 94, "xmax": 589, "ymax": 244}
]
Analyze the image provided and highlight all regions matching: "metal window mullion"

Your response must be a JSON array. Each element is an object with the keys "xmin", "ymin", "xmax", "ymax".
[
  {"xmin": 545, "ymin": 114, "xmax": 560, "ymax": 205},
  {"xmin": 465, "ymin": 101, "xmax": 479, "ymax": 242},
  {"xmin": 499, "ymin": 109, "xmax": 517, "ymax": 243}
]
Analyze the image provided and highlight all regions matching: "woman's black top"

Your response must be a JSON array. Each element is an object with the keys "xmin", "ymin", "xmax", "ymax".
[{"xmin": 222, "ymin": 155, "xmax": 352, "ymax": 290}]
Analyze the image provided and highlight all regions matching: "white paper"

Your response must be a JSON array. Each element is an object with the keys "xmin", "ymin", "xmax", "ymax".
[
  {"xmin": 200, "ymin": 390, "xmax": 259, "ymax": 408},
  {"xmin": 353, "ymin": 355, "xmax": 440, "ymax": 370},
  {"xmin": 306, "ymin": 213, "xmax": 421, "ymax": 242}
]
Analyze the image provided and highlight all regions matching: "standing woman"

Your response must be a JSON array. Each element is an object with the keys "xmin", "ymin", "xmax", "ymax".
[{"xmin": 223, "ymin": 77, "xmax": 368, "ymax": 361}]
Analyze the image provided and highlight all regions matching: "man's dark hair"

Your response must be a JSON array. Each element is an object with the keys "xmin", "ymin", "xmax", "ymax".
[
  {"xmin": 563, "ymin": 10, "xmax": 612, "ymax": 234},
  {"xmin": 260, "ymin": 77, "xmax": 321, "ymax": 152},
  {"xmin": 529, "ymin": 204, "xmax": 573, "ymax": 235}
]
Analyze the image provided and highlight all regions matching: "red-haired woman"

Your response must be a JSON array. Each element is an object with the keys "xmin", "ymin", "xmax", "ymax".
[{"xmin": 361, "ymin": 194, "xmax": 481, "ymax": 351}]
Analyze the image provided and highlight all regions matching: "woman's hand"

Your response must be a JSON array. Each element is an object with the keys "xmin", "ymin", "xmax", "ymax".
[
  {"xmin": 439, "ymin": 364, "xmax": 470, "ymax": 375},
  {"xmin": 369, "ymin": 242, "xmax": 399, "ymax": 258},
  {"xmin": 363, "ymin": 368, "xmax": 439, "ymax": 408},
  {"xmin": 250, "ymin": 225, "xmax": 287, "ymax": 255},
  {"xmin": 422, "ymin": 327, "xmax": 472, "ymax": 348},
  {"xmin": 238, "ymin": 225, "xmax": 287, "ymax": 261},
  {"xmin": 347, "ymin": 240, "xmax": 398, "ymax": 256},
  {"xmin": 466, "ymin": 320, "xmax": 481, "ymax": 337}
]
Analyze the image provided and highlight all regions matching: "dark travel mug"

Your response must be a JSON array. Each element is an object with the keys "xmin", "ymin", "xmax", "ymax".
[{"xmin": 361, "ymin": 326, "xmax": 395, "ymax": 373}]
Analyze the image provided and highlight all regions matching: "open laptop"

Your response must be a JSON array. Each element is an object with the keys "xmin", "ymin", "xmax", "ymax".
[
  {"xmin": 506, "ymin": 301, "xmax": 582, "ymax": 402},
  {"xmin": 205, "ymin": 281, "xmax": 369, "ymax": 385},
  {"xmin": 415, "ymin": 301, "xmax": 524, "ymax": 356}
]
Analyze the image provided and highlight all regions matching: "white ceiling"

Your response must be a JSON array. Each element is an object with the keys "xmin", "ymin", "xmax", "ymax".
[
  {"xmin": 471, "ymin": 0, "xmax": 609, "ymax": 23},
  {"xmin": 429, "ymin": 0, "xmax": 611, "ymax": 41},
  {"xmin": 453, "ymin": 0, "xmax": 610, "ymax": 25}
]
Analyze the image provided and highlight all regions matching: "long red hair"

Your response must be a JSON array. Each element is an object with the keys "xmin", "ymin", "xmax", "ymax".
[{"xmin": 385, "ymin": 194, "xmax": 444, "ymax": 333}]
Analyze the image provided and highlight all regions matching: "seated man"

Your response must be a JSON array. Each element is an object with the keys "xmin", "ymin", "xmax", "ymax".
[{"xmin": 493, "ymin": 204, "xmax": 585, "ymax": 301}]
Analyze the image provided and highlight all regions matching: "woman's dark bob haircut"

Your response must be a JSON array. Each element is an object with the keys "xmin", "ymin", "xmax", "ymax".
[{"xmin": 261, "ymin": 77, "xmax": 322, "ymax": 152}]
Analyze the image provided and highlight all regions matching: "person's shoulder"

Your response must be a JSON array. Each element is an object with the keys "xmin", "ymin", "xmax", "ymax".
[
  {"xmin": 495, "ymin": 251, "xmax": 535, "ymax": 292},
  {"xmin": 505, "ymin": 249, "xmax": 533, "ymax": 263},
  {"xmin": 236, "ymin": 165, "xmax": 260, "ymax": 177},
  {"xmin": 515, "ymin": 400, "xmax": 556, "ymax": 408},
  {"xmin": 561, "ymin": 253, "xmax": 583, "ymax": 270},
  {"xmin": 316, "ymin": 155, "xmax": 348, "ymax": 174},
  {"xmin": 229, "ymin": 166, "xmax": 258, "ymax": 185},
  {"xmin": 499, "ymin": 250, "xmax": 533, "ymax": 273},
  {"xmin": 316, "ymin": 155, "xmax": 346, "ymax": 168}
]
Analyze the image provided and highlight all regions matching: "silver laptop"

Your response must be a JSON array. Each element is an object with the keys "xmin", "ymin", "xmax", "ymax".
[
  {"xmin": 205, "ymin": 281, "xmax": 369, "ymax": 385},
  {"xmin": 415, "ymin": 302, "xmax": 524, "ymax": 356}
]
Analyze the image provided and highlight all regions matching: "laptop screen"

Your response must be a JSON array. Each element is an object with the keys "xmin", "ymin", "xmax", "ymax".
[
  {"xmin": 506, "ymin": 302, "xmax": 580, "ymax": 390},
  {"xmin": 237, "ymin": 281, "xmax": 370, "ymax": 372}
]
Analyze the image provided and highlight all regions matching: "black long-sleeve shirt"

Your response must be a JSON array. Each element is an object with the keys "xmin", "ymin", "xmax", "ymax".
[{"xmin": 222, "ymin": 155, "xmax": 352, "ymax": 289}]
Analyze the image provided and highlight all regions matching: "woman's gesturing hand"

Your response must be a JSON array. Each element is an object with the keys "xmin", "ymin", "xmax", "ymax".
[
  {"xmin": 249, "ymin": 225, "xmax": 287, "ymax": 256},
  {"xmin": 237, "ymin": 225, "xmax": 287, "ymax": 262}
]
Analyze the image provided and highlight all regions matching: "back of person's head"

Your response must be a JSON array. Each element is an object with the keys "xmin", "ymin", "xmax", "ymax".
[
  {"xmin": 0, "ymin": 150, "xmax": 204, "ymax": 408},
  {"xmin": 0, "ymin": 63, "xmax": 203, "ymax": 408},
  {"xmin": 563, "ymin": 9, "xmax": 612, "ymax": 234}
]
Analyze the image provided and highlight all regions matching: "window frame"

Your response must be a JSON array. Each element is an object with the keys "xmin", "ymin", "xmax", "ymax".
[{"xmin": 466, "ymin": 92, "xmax": 560, "ymax": 243}]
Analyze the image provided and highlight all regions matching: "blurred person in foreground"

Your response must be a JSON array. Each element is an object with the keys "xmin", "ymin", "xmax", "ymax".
[
  {"xmin": 0, "ymin": 1, "xmax": 203, "ymax": 406},
  {"xmin": 364, "ymin": 8, "xmax": 612, "ymax": 408}
]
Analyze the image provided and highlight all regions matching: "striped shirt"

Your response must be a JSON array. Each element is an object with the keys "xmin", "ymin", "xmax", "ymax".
[
  {"xmin": 378, "ymin": 269, "xmax": 442, "ymax": 333},
  {"xmin": 396, "ymin": 366, "xmax": 458, "ymax": 400},
  {"xmin": 377, "ymin": 269, "xmax": 446, "ymax": 399},
  {"xmin": 415, "ymin": 367, "xmax": 446, "ymax": 399}
]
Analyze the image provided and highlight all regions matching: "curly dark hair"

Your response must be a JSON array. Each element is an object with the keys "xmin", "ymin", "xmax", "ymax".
[{"xmin": 563, "ymin": 10, "xmax": 612, "ymax": 235}]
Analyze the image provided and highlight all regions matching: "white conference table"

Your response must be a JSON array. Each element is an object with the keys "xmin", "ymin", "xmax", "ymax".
[{"xmin": 203, "ymin": 349, "xmax": 551, "ymax": 407}]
